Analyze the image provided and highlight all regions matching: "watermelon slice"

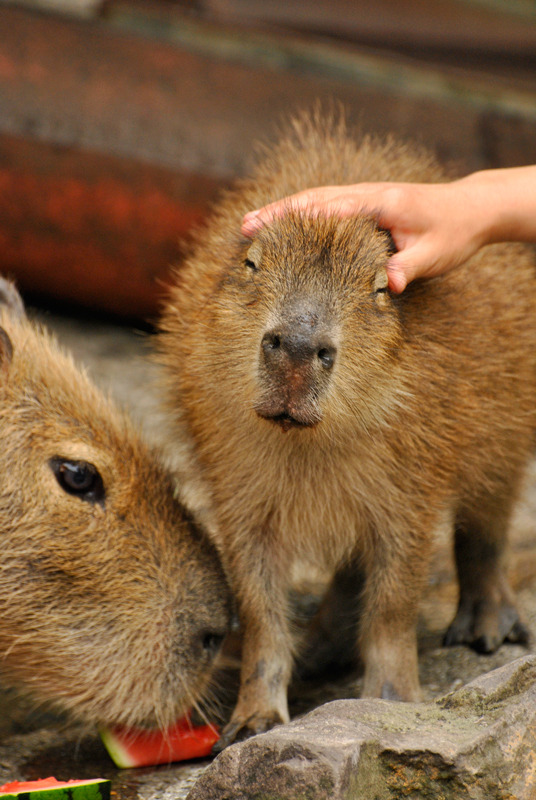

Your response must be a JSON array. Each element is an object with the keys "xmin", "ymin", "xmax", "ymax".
[
  {"xmin": 0, "ymin": 778, "xmax": 110, "ymax": 800},
  {"xmin": 99, "ymin": 713, "xmax": 220, "ymax": 768}
]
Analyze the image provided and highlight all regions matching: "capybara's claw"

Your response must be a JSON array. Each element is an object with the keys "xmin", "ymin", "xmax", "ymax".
[
  {"xmin": 506, "ymin": 619, "xmax": 530, "ymax": 645},
  {"xmin": 444, "ymin": 596, "xmax": 529, "ymax": 654},
  {"xmin": 213, "ymin": 711, "xmax": 285, "ymax": 752},
  {"xmin": 212, "ymin": 721, "xmax": 245, "ymax": 753}
]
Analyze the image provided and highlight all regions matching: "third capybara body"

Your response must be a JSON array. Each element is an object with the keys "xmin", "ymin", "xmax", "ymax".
[
  {"xmin": 158, "ymin": 110, "xmax": 536, "ymax": 746},
  {"xmin": 0, "ymin": 280, "xmax": 231, "ymax": 730}
]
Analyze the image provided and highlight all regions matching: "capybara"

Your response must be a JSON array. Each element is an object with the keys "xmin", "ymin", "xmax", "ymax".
[
  {"xmin": 158, "ymin": 109, "xmax": 536, "ymax": 747},
  {"xmin": 0, "ymin": 279, "xmax": 231, "ymax": 730}
]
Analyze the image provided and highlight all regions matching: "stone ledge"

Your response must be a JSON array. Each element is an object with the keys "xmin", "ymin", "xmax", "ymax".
[{"xmin": 188, "ymin": 655, "xmax": 536, "ymax": 800}]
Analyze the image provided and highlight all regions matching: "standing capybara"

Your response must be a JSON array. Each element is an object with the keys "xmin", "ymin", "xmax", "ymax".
[
  {"xmin": 0, "ymin": 279, "xmax": 231, "ymax": 730},
  {"xmin": 158, "ymin": 109, "xmax": 536, "ymax": 747}
]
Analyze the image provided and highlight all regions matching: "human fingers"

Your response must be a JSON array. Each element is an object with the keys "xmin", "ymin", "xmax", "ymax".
[
  {"xmin": 385, "ymin": 240, "xmax": 440, "ymax": 293},
  {"xmin": 241, "ymin": 187, "xmax": 341, "ymax": 236},
  {"xmin": 386, "ymin": 230, "xmax": 468, "ymax": 293},
  {"xmin": 241, "ymin": 185, "xmax": 388, "ymax": 236},
  {"xmin": 385, "ymin": 261, "xmax": 409, "ymax": 294}
]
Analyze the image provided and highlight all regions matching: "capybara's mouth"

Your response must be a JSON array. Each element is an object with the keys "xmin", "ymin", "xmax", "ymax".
[{"xmin": 257, "ymin": 410, "xmax": 318, "ymax": 432}]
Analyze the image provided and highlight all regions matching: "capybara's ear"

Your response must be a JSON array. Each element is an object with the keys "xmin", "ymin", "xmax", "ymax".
[
  {"xmin": 245, "ymin": 240, "xmax": 263, "ymax": 270},
  {"xmin": 0, "ymin": 278, "xmax": 26, "ymax": 321},
  {"xmin": 374, "ymin": 266, "xmax": 389, "ymax": 293},
  {"xmin": 0, "ymin": 327, "xmax": 14, "ymax": 374},
  {"xmin": 373, "ymin": 266, "xmax": 390, "ymax": 310}
]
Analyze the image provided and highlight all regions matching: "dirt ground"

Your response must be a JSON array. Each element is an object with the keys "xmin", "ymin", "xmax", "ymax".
[{"xmin": 0, "ymin": 306, "xmax": 534, "ymax": 800}]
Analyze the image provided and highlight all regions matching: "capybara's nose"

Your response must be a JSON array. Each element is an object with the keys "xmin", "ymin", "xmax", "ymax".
[{"xmin": 261, "ymin": 325, "xmax": 336, "ymax": 371}]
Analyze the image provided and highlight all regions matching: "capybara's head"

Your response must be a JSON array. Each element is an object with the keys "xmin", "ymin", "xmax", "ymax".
[
  {"xmin": 221, "ymin": 212, "xmax": 403, "ymax": 435},
  {"xmin": 0, "ymin": 280, "xmax": 231, "ymax": 729}
]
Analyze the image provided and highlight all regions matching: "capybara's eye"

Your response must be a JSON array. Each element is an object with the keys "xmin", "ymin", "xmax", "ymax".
[{"xmin": 49, "ymin": 458, "xmax": 105, "ymax": 506}]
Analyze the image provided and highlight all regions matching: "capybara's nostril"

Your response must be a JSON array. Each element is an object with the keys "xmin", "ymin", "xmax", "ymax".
[
  {"xmin": 201, "ymin": 630, "xmax": 225, "ymax": 659},
  {"xmin": 317, "ymin": 346, "xmax": 336, "ymax": 370},
  {"xmin": 261, "ymin": 331, "xmax": 284, "ymax": 370},
  {"xmin": 262, "ymin": 332, "xmax": 281, "ymax": 352}
]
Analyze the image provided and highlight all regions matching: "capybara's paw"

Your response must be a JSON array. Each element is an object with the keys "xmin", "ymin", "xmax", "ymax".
[
  {"xmin": 213, "ymin": 710, "xmax": 285, "ymax": 752},
  {"xmin": 444, "ymin": 599, "xmax": 529, "ymax": 653}
]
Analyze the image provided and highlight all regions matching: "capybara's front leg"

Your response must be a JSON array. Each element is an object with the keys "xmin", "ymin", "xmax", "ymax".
[
  {"xmin": 359, "ymin": 527, "xmax": 432, "ymax": 701},
  {"xmin": 360, "ymin": 620, "xmax": 421, "ymax": 701},
  {"xmin": 215, "ymin": 624, "xmax": 292, "ymax": 750},
  {"xmin": 215, "ymin": 538, "xmax": 293, "ymax": 750}
]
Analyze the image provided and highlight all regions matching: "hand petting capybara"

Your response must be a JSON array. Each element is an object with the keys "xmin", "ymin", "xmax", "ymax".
[
  {"xmin": 0, "ymin": 279, "xmax": 231, "ymax": 730},
  {"xmin": 158, "ymin": 109, "xmax": 536, "ymax": 747}
]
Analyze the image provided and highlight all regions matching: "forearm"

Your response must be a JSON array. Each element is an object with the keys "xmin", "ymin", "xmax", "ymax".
[{"xmin": 458, "ymin": 166, "xmax": 536, "ymax": 248}]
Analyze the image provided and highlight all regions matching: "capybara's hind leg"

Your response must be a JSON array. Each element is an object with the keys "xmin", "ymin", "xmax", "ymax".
[
  {"xmin": 445, "ymin": 505, "xmax": 529, "ymax": 653},
  {"xmin": 296, "ymin": 556, "xmax": 365, "ymax": 680}
]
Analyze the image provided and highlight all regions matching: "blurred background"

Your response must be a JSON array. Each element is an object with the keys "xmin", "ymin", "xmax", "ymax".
[{"xmin": 0, "ymin": 0, "xmax": 535, "ymax": 322}]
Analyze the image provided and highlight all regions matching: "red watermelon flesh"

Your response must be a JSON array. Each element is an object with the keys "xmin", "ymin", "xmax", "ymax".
[
  {"xmin": 0, "ymin": 780, "xmax": 62, "ymax": 793},
  {"xmin": 99, "ymin": 713, "xmax": 220, "ymax": 768}
]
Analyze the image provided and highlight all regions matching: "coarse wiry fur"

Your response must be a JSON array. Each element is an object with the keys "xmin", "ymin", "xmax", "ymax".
[
  {"xmin": 157, "ymin": 109, "xmax": 536, "ymax": 746},
  {"xmin": 0, "ymin": 280, "xmax": 231, "ymax": 730}
]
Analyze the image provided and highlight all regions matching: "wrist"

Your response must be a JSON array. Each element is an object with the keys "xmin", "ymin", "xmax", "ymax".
[
  {"xmin": 455, "ymin": 171, "xmax": 504, "ymax": 250},
  {"xmin": 458, "ymin": 166, "xmax": 536, "ymax": 247}
]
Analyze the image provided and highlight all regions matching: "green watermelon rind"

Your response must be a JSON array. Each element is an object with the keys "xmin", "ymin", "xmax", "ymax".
[
  {"xmin": 0, "ymin": 781, "xmax": 111, "ymax": 800},
  {"xmin": 98, "ymin": 729, "xmax": 136, "ymax": 769}
]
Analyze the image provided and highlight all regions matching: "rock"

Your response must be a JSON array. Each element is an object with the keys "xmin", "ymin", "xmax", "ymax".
[{"xmin": 188, "ymin": 655, "xmax": 536, "ymax": 800}]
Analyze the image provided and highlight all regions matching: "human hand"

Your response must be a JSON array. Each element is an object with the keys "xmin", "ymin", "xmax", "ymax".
[{"xmin": 241, "ymin": 179, "xmax": 493, "ymax": 293}]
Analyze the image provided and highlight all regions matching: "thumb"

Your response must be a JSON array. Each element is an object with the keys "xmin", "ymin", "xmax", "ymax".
[
  {"xmin": 386, "ymin": 240, "xmax": 437, "ymax": 293},
  {"xmin": 386, "ymin": 256, "xmax": 413, "ymax": 293}
]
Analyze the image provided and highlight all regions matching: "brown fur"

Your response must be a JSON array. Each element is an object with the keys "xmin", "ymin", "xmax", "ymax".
[
  {"xmin": 0, "ymin": 280, "xmax": 231, "ymax": 730},
  {"xmin": 158, "ymin": 109, "xmax": 536, "ymax": 746}
]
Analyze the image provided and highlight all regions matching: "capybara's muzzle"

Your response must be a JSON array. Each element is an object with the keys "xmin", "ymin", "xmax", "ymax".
[{"xmin": 255, "ymin": 304, "xmax": 336, "ymax": 430}]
